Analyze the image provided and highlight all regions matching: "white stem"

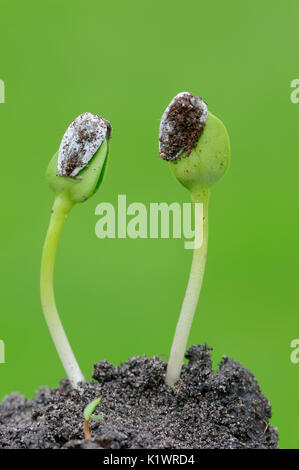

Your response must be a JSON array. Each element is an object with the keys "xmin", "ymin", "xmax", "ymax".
[
  {"xmin": 165, "ymin": 188, "xmax": 210, "ymax": 386},
  {"xmin": 40, "ymin": 193, "xmax": 84, "ymax": 387}
]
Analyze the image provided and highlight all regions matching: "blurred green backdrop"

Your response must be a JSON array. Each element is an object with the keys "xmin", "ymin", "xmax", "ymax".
[{"xmin": 0, "ymin": 0, "xmax": 298, "ymax": 449}]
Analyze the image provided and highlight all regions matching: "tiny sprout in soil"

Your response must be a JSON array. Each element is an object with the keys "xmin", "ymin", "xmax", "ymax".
[
  {"xmin": 40, "ymin": 112, "xmax": 112, "ymax": 388},
  {"xmin": 159, "ymin": 92, "xmax": 230, "ymax": 387},
  {"xmin": 83, "ymin": 398, "xmax": 102, "ymax": 440}
]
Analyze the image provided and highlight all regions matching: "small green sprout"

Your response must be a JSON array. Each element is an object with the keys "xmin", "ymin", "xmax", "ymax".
[
  {"xmin": 40, "ymin": 113, "xmax": 112, "ymax": 387},
  {"xmin": 159, "ymin": 92, "xmax": 230, "ymax": 387},
  {"xmin": 83, "ymin": 397, "xmax": 102, "ymax": 440}
]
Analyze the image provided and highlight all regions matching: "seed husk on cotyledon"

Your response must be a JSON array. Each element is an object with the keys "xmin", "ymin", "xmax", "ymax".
[
  {"xmin": 159, "ymin": 92, "xmax": 208, "ymax": 161},
  {"xmin": 58, "ymin": 112, "xmax": 112, "ymax": 177}
]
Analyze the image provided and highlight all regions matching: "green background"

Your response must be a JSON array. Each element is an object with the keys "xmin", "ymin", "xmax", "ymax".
[{"xmin": 0, "ymin": 0, "xmax": 298, "ymax": 449}]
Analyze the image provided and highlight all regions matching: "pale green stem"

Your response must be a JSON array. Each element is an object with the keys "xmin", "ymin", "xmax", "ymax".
[
  {"xmin": 40, "ymin": 192, "xmax": 84, "ymax": 387},
  {"xmin": 165, "ymin": 187, "xmax": 210, "ymax": 387}
]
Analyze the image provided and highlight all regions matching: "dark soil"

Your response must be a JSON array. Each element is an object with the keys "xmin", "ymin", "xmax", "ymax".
[{"xmin": 0, "ymin": 345, "xmax": 278, "ymax": 449}]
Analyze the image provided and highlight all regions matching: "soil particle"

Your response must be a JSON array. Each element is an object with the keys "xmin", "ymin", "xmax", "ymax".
[{"xmin": 0, "ymin": 345, "xmax": 278, "ymax": 449}]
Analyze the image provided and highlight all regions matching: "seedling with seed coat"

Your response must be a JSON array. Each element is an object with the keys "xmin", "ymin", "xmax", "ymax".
[
  {"xmin": 40, "ymin": 112, "xmax": 112, "ymax": 387},
  {"xmin": 159, "ymin": 92, "xmax": 230, "ymax": 387}
]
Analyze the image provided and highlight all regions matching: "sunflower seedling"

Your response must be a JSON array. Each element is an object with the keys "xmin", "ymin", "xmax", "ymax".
[
  {"xmin": 40, "ymin": 112, "xmax": 112, "ymax": 387},
  {"xmin": 159, "ymin": 92, "xmax": 230, "ymax": 387},
  {"xmin": 83, "ymin": 397, "xmax": 102, "ymax": 440}
]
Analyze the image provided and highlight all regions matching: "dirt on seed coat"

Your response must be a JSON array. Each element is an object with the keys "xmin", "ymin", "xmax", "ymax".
[{"xmin": 159, "ymin": 93, "xmax": 207, "ymax": 161}]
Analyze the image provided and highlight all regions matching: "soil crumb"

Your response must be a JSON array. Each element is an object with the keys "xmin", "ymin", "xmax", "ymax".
[{"xmin": 0, "ymin": 345, "xmax": 278, "ymax": 449}]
